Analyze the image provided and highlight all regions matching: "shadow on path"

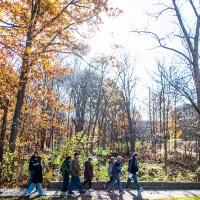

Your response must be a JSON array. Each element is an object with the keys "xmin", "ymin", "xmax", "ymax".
[{"xmin": 127, "ymin": 191, "xmax": 142, "ymax": 200}]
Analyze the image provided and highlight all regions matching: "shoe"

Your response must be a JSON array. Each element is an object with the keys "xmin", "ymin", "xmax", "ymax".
[
  {"xmin": 89, "ymin": 189, "xmax": 94, "ymax": 192},
  {"xmin": 124, "ymin": 188, "xmax": 130, "ymax": 191},
  {"xmin": 119, "ymin": 191, "xmax": 125, "ymax": 195},
  {"xmin": 103, "ymin": 184, "xmax": 107, "ymax": 189},
  {"xmin": 25, "ymin": 193, "xmax": 31, "ymax": 196},
  {"xmin": 138, "ymin": 187, "xmax": 143, "ymax": 191},
  {"xmin": 61, "ymin": 189, "xmax": 67, "ymax": 192},
  {"xmin": 80, "ymin": 191, "xmax": 86, "ymax": 195},
  {"xmin": 107, "ymin": 190, "xmax": 112, "ymax": 194},
  {"xmin": 67, "ymin": 192, "xmax": 74, "ymax": 195},
  {"xmin": 85, "ymin": 191, "xmax": 91, "ymax": 195}
]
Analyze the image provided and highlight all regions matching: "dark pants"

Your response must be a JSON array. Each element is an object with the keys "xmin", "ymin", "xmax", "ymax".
[
  {"xmin": 68, "ymin": 176, "xmax": 84, "ymax": 194},
  {"xmin": 125, "ymin": 174, "xmax": 140, "ymax": 189},
  {"xmin": 82, "ymin": 179, "xmax": 92, "ymax": 189},
  {"xmin": 62, "ymin": 173, "xmax": 70, "ymax": 191},
  {"xmin": 105, "ymin": 176, "xmax": 113, "ymax": 188}
]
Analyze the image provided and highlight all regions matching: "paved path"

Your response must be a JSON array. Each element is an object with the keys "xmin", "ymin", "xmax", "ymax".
[{"xmin": 0, "ymin": 188, "xmax": 200, "ymax": 199}]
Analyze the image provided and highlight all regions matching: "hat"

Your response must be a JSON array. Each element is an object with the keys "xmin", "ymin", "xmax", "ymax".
[
  {"xmin": 88, "ymin": 156, "xmax": 93, "ymax": 161},
  {"xmin": 117, "ymin": 155, "xmax": 123, "ymax": 160}
]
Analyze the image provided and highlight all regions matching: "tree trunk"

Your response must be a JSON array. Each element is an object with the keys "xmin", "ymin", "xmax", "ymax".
[
  {"xmin": 149, "ymin": 88, "xmax": 153, "ymax": 144},
  {"xmin": 198, "ymin": 134, "xmax": 200, "ymax": 164},
  {"xmin": 173, "ymin": 0, "xmax": 200, "ymax": 161},
  {"xmin": 9, "ymin": 1, "xmax": 39, "ymax": 173},
  {"xmin": 0, "ymin": 98, "xmax": 9, "ymax": 180},
  {"xmin": 174, "ymin": 95, "xmax": 177, "ymax": 150},
  {"xmin": 9, "ymin": 69, "xmax": 28, "ymax": 154},
  {"xmin": 41, "ymin": 128, "xmax": 46, "ymax": 150}
]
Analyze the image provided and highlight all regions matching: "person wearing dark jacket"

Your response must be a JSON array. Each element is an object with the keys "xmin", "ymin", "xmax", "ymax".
[
  {"xmin": 61, "ymin": 156, "xmax": 71, "ymax": 192},
  {"xmin": 27, "ymin": 151, "xmax": 38, "ymax": 188},
  {"xmin": 25, "ymin": 156, "xmax": 45, "ymax": 196},
  {"xmin": 125, "ymin": 153, "xmax": 143, "ymax": 191},
  {"xmin": 107, "ymin": 156, "xmax": 124, "ymax": 195},
  {"xmin": 82, "ymin": 157, "xmax": 93, "ymax": 191},
  {"xmin": 67, "ymin": 153, "xmax": 86, "ymax": 195}
]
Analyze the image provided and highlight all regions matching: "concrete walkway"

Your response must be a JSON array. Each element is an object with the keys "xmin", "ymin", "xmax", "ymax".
[{"xmin": 0, "ymin": 188, "xmax": 200, "ymax": 199}]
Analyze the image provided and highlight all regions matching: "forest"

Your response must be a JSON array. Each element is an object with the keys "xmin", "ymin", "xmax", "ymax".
[{"xmin": 0, "ymin": 0, "xmax": 200, "ymax": 187}]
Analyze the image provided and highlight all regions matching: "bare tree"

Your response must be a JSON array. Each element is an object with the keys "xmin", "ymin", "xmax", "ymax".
[
  {"xmin": 118, "ymin": 54, "xmax": 137, "ymax": 153},
  {"xmin": 133, "ymin": 0, "xmax": 200, "ymax": 162}
]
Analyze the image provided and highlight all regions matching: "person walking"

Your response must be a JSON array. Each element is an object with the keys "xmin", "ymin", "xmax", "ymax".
[
  {"xmin": 103, "ymin": 157, "xmax": 114, "ymax": 189},
  {"xmin": 107, "ymin": 156, "xmax": 125, "ymax": 195},
  {"xmin": 25, "ymin": 156, "xmax": 46, "ymax": 196},
  {"xmin": 125, "ymin": 152, "xmax": 143, "ymax": 191},
  {"xmin": 82, "ymin": 156, "xmax": 94, "ymax": 191},
  {"xmin": 61, "ymin": 156, "xmax": 71, "ymax": 192},
  {"xmin": 27, "ymin": 151, "xmax": 39, "ymax": 188},
  {"xmin": 67, "ymin": 153, "xmax": 86, "ymax": 195}
]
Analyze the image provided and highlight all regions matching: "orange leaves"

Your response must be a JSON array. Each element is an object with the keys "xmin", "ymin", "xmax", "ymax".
[
  {"xmin": 178, "ymin": 129, "xmax": 183, "ymax": 138},
  {"xmin": 24, "ymin": 46, "xmax": 31, "ymax": 55},
  {"xmin": 0, "ymin": 63, "xmax": 18, "ymax": 96},
  {"xmin": 0, "ymin": 0, "xmax": 112, "ymax": 66},
  {"xmin": 0, "ymin": 0, "xmax": 121, "ymax": 155}
]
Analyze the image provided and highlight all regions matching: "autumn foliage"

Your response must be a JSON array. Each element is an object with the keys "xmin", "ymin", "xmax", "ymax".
[{"xmin": 0, "ymin": 0, "xmax": 199, "ymax": 185}]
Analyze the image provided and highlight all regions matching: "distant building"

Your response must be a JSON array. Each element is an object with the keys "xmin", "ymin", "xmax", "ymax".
[{"xmin": 175, "ymin": 104, "xmax": 198, "ymax": 140}]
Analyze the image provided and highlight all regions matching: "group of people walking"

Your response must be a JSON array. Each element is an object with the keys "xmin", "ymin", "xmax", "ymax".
[
  {"xmin": 61, "ymin": 152, "xmax": 92, "ymax": 195},
  {"xmin": 25, "ymin": 151, "xmax": 143, "ymax": 196},
  {"xmin": 104, "ymin": 154, "xmax": 143, "ymax": 195}
]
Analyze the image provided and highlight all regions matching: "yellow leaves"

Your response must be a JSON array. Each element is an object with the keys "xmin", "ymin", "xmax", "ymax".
[
  {"xmin": 0, "ymin": 0, "xmax": 118, "ymax": 153},
  {"xmin": 47, "ymin": 0, "xmax": 55, "ymax": 4},
  {"xmin": 177, "ymin": 129, "xmax": 182, "ymax": 138},
  {"xmin": 0, "ymin": 0, "xmax": 114, "ymax": 69},
  {"xmin": 43, "ymin": 169, "xmax": 53, "ymax": 180},
  {"xmin": 0, "ymin": 65, "xmax": 18, "ymax": 89},
  {"xmin": 32, "ymin": 69, "xmax": 42, "ymax": 79},
  {"xmin": 25, "ymin": 46, "xmax": 31, "ymax": 55}
]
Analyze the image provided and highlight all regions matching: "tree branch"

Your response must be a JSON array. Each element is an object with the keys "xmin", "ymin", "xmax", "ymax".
[
  {"xmin": 131, "ymin": 30, "xmax": 192, "ymax": 65},
  {"xmin": 172, "ymin": 0, "xmax": 194, "ymax": 53},
  {"xmin": 0, "ymin": 19, "xmax": 19, "ymax": 28},
  {"xmin": 189, "ymin": 0, "xmax": 199, "ymax": 19}
]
